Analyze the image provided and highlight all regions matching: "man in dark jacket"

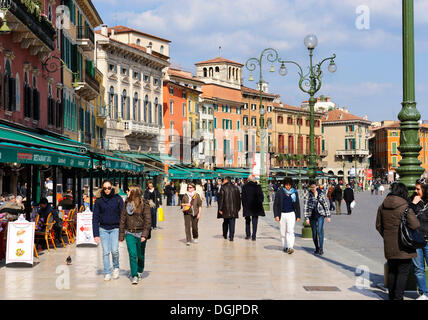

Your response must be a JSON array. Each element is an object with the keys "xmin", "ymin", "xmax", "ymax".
[
  {"xmin": 241, "ymin": 175, "xmax": 265, "ymax": 241},
  {"xmin": 217, "ymin": 177, "xmax": 241, "ymax": 241},
  {"xmin": 332, "ymin": 184, "xmax": 343, "ymax": 215},
  {"xmin": 273, "ymin": 177, "xmax": 301, "ymax": 254},
  {"xmin": 204, "ymin": 180, "xmax": 214, "ymax": 207},
  {"xmin": 144, "ymin": 181, "xmax": 162, "ymax": 230},
  {"xmin": 38, "ymin": 197, "xmax": 62, "ymax": 243},
  {"xmin": 93, "ymin": 180, "xmax": 124, "ymax": 281},
  {"xmin": 343, "ymin": 184, "xmax": 355, "ymax": 215}
]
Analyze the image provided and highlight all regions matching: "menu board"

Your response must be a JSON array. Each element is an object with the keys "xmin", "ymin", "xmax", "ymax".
[
  {"xmin": 76, "ymin": 210, "xmax": 97, "ymax": 246},
  {"xmin": 6, "ymin": 221, "xmax": 35, "ymax": 265}
]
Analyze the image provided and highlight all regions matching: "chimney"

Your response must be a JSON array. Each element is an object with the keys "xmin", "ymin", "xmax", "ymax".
[
  {"xmin": 327, "ymin": 97, "xmax": 331, "ymax": 102},
  {"xmin": 101, "ymin": 24, "xmax": 108, "ymax": 37}
]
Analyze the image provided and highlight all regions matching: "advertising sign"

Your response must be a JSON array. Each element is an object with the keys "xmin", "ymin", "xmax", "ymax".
[
  {"xmin": 366, "ymin": 169, "xmax": 373, "ymax": 181},
  {"xmin": 76, "ymin": 209, "xmax": 97, "ymax": 246},
  {"xmin": 6, "ymin": 221, "xmax": 35, "ymax": 265},
  {"xmin": 252, "ymin": 153, "xmax": 270, "ymax": 178}
]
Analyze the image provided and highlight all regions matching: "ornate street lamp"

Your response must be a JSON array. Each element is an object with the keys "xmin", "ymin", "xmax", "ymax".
[
  {"xmin": 246, "ymin": 48, "xmax": 280, "ymax": 211},
  {"xmin": 397, "ymin": 0, "xmax": 424, "ymax": 193},
  {"xmin": 0, "ymin": 0, "xmax": 12, "ymax": 34},
  {"xmin": 278, "ymin": 35, "xmax": 337, "ymax": 181}
]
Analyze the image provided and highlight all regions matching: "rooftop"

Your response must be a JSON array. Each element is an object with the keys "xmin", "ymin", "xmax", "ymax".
[
  {"xmin": 322, "ymin": 108, "xmax": 370, "ymax": 123},
  {"xmin": 101, "ymin": 25, "xmax": 171, "ymax": 43},
  {"xmin": 195, "ymin": 56, "xmax": 244, "ymax": 67}
]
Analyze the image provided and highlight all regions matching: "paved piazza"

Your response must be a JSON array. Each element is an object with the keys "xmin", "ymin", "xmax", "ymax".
[{"xmin": 0, "ymin": 200, "xmax": 386, "ymax": 300}]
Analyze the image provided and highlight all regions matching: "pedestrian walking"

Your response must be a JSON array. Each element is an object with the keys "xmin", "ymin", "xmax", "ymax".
[
  {"xmin": 195, "ymin": 181, "xmax": 205, "ymax": 206},
  {"xmin": 178, "ymin": 180, "xmax": 187, "ymax": 205},
  {"xmin": 241, "ymin": 175, "xmax": 265, "ymax": 241},
  {"xmin": 93, "ymin": 180, "xmax": 124, "ymax": 281},
  {"xmin": 204, "ymin": 180, "xmax": 213, "ymax": 207},
  {"xmin": 343, "ymin": 184, "xmax": 355, "ymax": 215},
  {"xmin": 379, "ymin": 184, "xmax": 385, "ymax": 196},
  {"xmin": 119, "ymin": 185, "xmax": 151, "ymax": 285},
  {"xmin": 164, "ymin": 181, "xmax": 174, "ymax": 206},
  {"xmin": 376, "ymin": 182, "xmax": 420, "ymax": 300},
  {"xmin": 327, "ymin": 184, "xmax": 335, "ymax": 211},
  {"xmin": 181, "ymin": 183, "xmax": 202, "ymax": 246},
  {"xmin": 144, "ymin": 181, "xmax": 162, "ymax": 230},
  {"xmin": 371, "ymin": 183, "xmax": 375, "ymax": 195},
  {"xmin": 214, "ymin": 179, "xmax": 222, "ymax": 202},
  {"xmin": 410, "ymin": 180, "xmax": 428, "ymax": 300},
  {"xmin": 332, "ymin": 184, "xmax": 343, "ymax": 215},
  {"xmin": 217, "ymin": 177, "xmax": 241, "ymax": 241},
  {"xmin": 304, "ymin": 181, "xmax": 331, "ymax": 255},
  {"xmin": 273, "ymin": 177, "xmax": 301, "ymax": 254}
]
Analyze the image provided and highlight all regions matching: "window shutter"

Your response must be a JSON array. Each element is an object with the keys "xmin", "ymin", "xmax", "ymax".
[
  {"xmin": 158, "ymin": 104, "xmax": 162, "ymax": 126},
  {"xmin": 114, "ymin": 94, "xmax": 118, "ymax": 119},
  {"xmin": 4, "ymin": 73, "xmax": 9, "ymax": 110},
  {"xmin": 33, "ymin": 89, "xmax": 40, "ymax": 120},
  {"xmin": 345, "ymin": 139, "xmax": 348, "ymax": 150},
  {"xmin": 148, "ymin": 102, "xmax": 152, "ymax": 123},
  {"xmin": 10, "ymin": 77, "xmax": 16, "ymax": 111}
]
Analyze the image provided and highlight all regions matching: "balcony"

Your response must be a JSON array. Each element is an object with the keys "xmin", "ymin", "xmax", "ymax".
[
  {"xmin": 6, "ymin": 0, "xmax": 56, "ymax": 59},
  {"xmin": 96, "ymin": 106, "xmax": 107, "ymax": 126},
  {"xmin": 76, "ymin": 26, "xmax": 95, "ymax": 51},
  {"xmin": 336, "ymin": 149, "xmax": 370, "ymax": 157},
  {"xmin": 320, "ymin": 150, "xmax": 328, "ymax": 157},
  {"xmin": 73, "ymin": 70, "xmax": 100, "ymax": 101},
  {"xmin": 123, "ymin": 120, "xmax": 160, "ymax": 138}
]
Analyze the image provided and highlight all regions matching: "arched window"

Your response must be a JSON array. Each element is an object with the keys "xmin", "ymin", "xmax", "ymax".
[
  {"xmin": 232, "ymin": 68, "xmax": 235, "ymax": 78},
  {"xmin": 209, "ymin": 67, "xmax": 213, "ymax": 77},
  {"xmin": 228, "ymin": 67, "xmax": 231, "ymax": 79},
  {"xmin": 235, "ymin": 68, "xmax": 239, "ymax": 80},
  {"xmin": 133, "ymin": 92, "xmax": 138, "ymax": 121},
  {"xmin": 160, "ymin": 45, "xmax": 164, "ymax": 54},
  {"xmin": 148, "ymin": 97, "xmax": 152, "ymax": 123},
  {"xmin": 144, "ymin": 95, "xmax": 148, "ymax": 123},
  {"xmin": 154, "ymin": 97, "xmax": 158, "ymax": 124},
  {"xmin": 215, "ymin": 66, "xmax": 219, "ymax": 73},
  {"xmin": 121, "ymin": 89, "xmax": 127, "ymax": 119},
  {"xmin": 203, "ymin": 68, "xmax": 207, "ymax": 77},
  {"xmin": 136, "ymin": 39, "xmax": 141, "ymax": 46}
]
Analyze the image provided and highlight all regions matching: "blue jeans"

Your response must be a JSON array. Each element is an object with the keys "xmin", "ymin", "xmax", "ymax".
[
  {"xmin": 205, "ymin": 191, "xmax": 212, "ymax": 207},
  {"xmin": 223, "ymin": 218, "xmax": 236, "ymax": 240},
  {"xmin": 99, "ymin": 227, "xmax": 119, "ymax": 275},
  {"xmin": 310, "ymin": 216, "xmax": 325, "ymax": 251},
  {"xmin": 412, "ymin": 242, "xmax": 428, "ymax": 296}
]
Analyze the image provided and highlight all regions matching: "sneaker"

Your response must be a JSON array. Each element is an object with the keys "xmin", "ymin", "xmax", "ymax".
[
  {"xmin": 112, "ymin": 268, "xmax": 120, "ymax": 279},
  {"xmin": 104, "ymin": 274, "xmax": 112, "ymax": 281},
  {"xmin": 283, "ymin": 248, "xmax": 289, "ymax": 253},
  {"xmin": 186, "ymin": 242, "xmax": 191, "ymax": 246},
  {"xmin": 192, "ymin": 239, "xmax": 198, "ymax": 244},
  {"xmin": 137, "ymin": 272, "xmax": 143, "ymax": 279},
  {"xmin": 131, "ymin": 276, "xmax": 139, "ymax": 285},
  {"xmin": 417, "ymin": 295, "xmax": 428, "ymax": 300},
  {"xmin": 245, "ymin": 236, "xmax": 251, "ymax": 240},
  {"xmin": 318, "ymin": 250, "xmax": 324, "ymax": 256},
  {"xmin": 288, "ymin": 248, "xmax": 295, "ymax": 254}
]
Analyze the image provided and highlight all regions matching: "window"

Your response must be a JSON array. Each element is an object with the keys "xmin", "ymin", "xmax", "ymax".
[
  {"xmin": 169, "ymin": 87, "xmax": 174, "ymax": 95},
  {"xmin": 251, "ymin": 104, "xmax": 257, "ymax": 111},
  {"xmin": 121, "ymin": 67, "xmax": 129, "ymax": 76},
  {"xmin": 236, "ymin": 107, "xmax": 241, "ymax": 114},
  {"xmin": 315, "ymin": 120, "xmax": 320, "ymax": 127},
  {"xmin": 170, "ymin": 100, "xmax": 174, "ymax": 115},
  {"xmin": 160, "ymin": 45, "xmax": 164, "ymax": 54},
  {"xmin": 109, "ymin": 64, "xmax": 116, "ymax": 73},
  {"xmin": 144, "ymin": 74, "xmax": 150, "ymax": 83},
  {"xmin": 346, "ymin": 125, "xmax": 355, "ymax": 132},
  {"xmin": 287, "ymin": 117, "xmax": 293, "ymax": 125},
  {"xmin": 297, "ymin": 118, "xmax": 303, "ymax": 126},
  {"xmin": 243, "ymin": 103, "xmax": 248, "ymax": 110},
  {"xmin": 133, "ymin": 71, "xmax": 141, "ymax": 80},
  {"xmin": 243, "ymin": 116, "xmax": 248, "ymax": 126},
  {"xmin": 251, "ymin": 117, "xmax": 257, "ymax": 127},
  {"xmin": 154, "ymin": 78, "xmax": 159, "ymax": 86},
  {"xmin": 182, "ymin": 103, "xmax": 186, "ymax": 117},
  {"xmin": 306, "ymin": 119, "xmax": 310, "ymax": 127},
  {"xmin": 392, "ymin": 156, "xmax": 398, "ymax": 168},
  {"xmin": 215, "ymin": 66, "xmax": 220, "ymax": 73},
  {"xmin": 136, "ymin": 39, "xmax": 141, "ymax": 46},
  {"xmin": 182, "ymin": 91, "xmax": 186, "ymax": 99},
  {"xmin": 267, "ymin": 106, "xmax": 272, "ymax": 112},
  {"xmin": 48, "ymin": 4, "xmax": 53, "ymax": 21},
  {"xmin": 133, "ymin": 93, "xmax": 139, "ymax": 121},
  {"xmin": 203, "ymin": 68, "xmax": 207, "ymax": 77},
  {"xmin": 392, "ymin": 142, "xmax": 398, "ymax": 155},
  {"xmin": 277, "ymin": 116, "xmax": 283, "ymax": 124},
  {"xmin": 144, "ymin": 95, "xmax": 148, "ymax": 122}
]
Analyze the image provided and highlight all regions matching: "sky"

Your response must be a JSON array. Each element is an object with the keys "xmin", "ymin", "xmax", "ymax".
[{"xmin": 92, "ymin": 0, "xmax": 428, "ymax": 122}]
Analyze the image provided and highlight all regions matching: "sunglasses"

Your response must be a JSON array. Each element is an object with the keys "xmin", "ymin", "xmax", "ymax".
[{"xmin": 103, "ymin": 186, "xmax": 112, "ymax": 190}]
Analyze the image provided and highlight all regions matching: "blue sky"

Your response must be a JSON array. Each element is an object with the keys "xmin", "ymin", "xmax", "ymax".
[{"xmin": 92, "ymin": 0, "xmax": 428, "ymax": 122}]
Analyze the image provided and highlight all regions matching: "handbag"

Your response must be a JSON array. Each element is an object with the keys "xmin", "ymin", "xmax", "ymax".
[
  {"xmin": 158, "ymin": 207, "xmax": 164, "ymax": 222},
  {"xmin": 399, "ymin": 207, "xmax": 426, "ymax": 250},
  {"xmin": 350, "ymin": 200, "xmax": 356, "ymax": 209},
  {"xmin": 183, "ymin": 194, "xmax": 197, "ymax": 215}
]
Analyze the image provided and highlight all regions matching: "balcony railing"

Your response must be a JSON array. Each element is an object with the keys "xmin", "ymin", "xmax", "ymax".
[
  {"xmin": 77, "ymin": 25, "xmax": 95, "ymax": 46},
  {"xmin": 85, "ymin": 70, "xmax": 100, "ymax": 93},
  {"xmin": 336, "ymin": 149, "xmax": 370, "ymax": 157}
]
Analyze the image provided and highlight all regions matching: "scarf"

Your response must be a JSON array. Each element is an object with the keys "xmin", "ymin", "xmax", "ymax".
[
  {"xmin": 186, "ymin": 191, "xmax": 196, "ymax": 200},
  {"xmin": 283, "ymin": 187, "xmax": 297, "ymax": 203},
  {"xmin": 126, "ymin": 202, "xmax": 134, "ymax": 216}
]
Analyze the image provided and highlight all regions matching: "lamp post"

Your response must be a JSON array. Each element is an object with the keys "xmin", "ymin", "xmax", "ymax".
[
  {"xmin": 246, "ymin": 48, "xmax": 280, "ymax": 211},
  {"xmin": 278, "ymin": 35, "xmax": 337, "ymax": 181},
  {"xmin": 0, "ymin": 0, "xmax": 12, "ymax": 34},
  {"xmin": 397, "ymin": 0, "xmax": 424, "ymax": 193}
]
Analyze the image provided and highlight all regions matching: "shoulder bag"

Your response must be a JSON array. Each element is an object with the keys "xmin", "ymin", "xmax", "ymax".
[{"xmin": 399, "ymin": 207, "xmax": 426, "ymax": 250}]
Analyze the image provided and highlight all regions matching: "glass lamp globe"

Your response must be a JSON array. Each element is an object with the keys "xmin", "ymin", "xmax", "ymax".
[
  {"xmin": 328, "ymin": 61, "xmax": 337, "ymax": 73},
  {"xmin": 259, "ymin": 108, "xmax": 266, "ymax": 116},
  {"xmin": 304, "ymin": 34, "xmax": 318, "ymax": 49},
  {"xmin": 279, "ymin": 64, "xmax": 287, "ymax": 76}
]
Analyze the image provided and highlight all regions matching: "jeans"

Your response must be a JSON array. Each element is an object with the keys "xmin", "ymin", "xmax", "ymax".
[
  {"xmin": 99, "ymin": 227, "xmax": 119, "ymax": 275},
  {"xmin": 345, "ymin": 201, "xmax": 352, "ymax": 215},
  {"xmin": 310, "ymin": 216, "xmax": 325, "ymax": 251},
  {"xmin": 412, "ymin": 243, "xmax": 428, "ymax": 296},
  {"xmin": 279, "ymin": 212, "xmax": 295, "ymax": 249},
  {"xmin": 125, "ymin": 234, "xmax": 146, "ymax": 278},
  {"xmin": 329, "ymin": 198, "xmax": 335, "ymax": 211},
  {"xmin": 387, "ymin": 259, "xmax": 412, "ymax": 300},
  {"xmin": 223, "ymin": 218, "xmax": 236, "ymax": 240},
  {"xmin": 172, "ymin": 194, "xmax": 176, "ymax": 206},
  {"xmin": 205, "ymin": 191, "xmax": 212, "ymax": 207},
  {"xmin": 150, "ymin": 207, "xmax": 157, "ymax": 228},
  {"xmin": 245, "ymin": 216, "xmax": 259, "ymax": 240}
]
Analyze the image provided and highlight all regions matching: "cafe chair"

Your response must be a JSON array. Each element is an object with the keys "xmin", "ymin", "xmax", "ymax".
[
  {"xmin": 34, "ymin": 213, "xmax": 56, "ymax": 251},
  {"xmin": 33, "ymin": 214, "xmax": 39, "ymax": 258}
]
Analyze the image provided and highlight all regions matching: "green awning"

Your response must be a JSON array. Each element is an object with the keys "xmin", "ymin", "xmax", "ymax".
[
  {"xmin": 0, "ymin": 142, "xmax": 91, "ymax": 169},
  {"xmin": 102, "ymin": 155, "xmax": 144, "ymax": 173},
  {"xmin": 0, "ymin": 124, "xmax": 88, "ymax": 155}
]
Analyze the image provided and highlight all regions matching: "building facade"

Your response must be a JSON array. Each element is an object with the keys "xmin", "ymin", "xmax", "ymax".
[
  {"xmin": 370, "ymin": 121, "xmax": 428, "ymax": 180},
  {"xmin": 322, "ymin": 108, "xmax": 371, "ymax": 184},
  {"xmin": 95, "ymin": 25, "xmax": 169, "ymax": 153}
]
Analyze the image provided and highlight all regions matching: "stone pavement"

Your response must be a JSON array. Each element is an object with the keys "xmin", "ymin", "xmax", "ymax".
[{"xmin": 0, "ymin": 202, "xmax": 385, "ymax": 300}]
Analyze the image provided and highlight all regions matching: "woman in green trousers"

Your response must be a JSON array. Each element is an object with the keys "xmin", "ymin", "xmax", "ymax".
[{"xmin": 119, "ymin": 185, "xmax": 151, "ymax": 285}]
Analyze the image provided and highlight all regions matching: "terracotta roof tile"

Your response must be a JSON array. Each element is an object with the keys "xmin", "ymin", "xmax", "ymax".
[
  {"xmin": 195, "ymin": 56, "xmax": 244, "ymax": 66},
  {"xmin": 241, "ymin": 85, "xmax": 276, "ymax": 98},
  {"xmin": 106, "ymin": 25, "xmax": 171, "ymax": 43},
  {"xmin": 322, "ymin": 109, "xmax": 369, "ymax": 122}
]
